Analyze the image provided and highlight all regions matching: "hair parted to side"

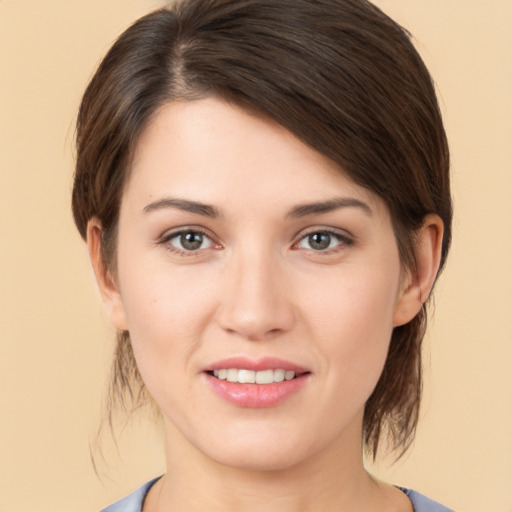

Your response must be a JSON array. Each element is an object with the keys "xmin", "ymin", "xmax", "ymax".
[{"xmin": 72, "ymin": 0, "xmax": 451, "ymax": 459}]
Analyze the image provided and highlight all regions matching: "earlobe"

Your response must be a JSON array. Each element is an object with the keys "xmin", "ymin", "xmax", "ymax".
[
  {"xmin": 86, "ymin": 219, "xmax": 128, "ymax": 331},
  {"xmin": 393, "ymin": 214, "xmax": 444, "ymax": 327}
]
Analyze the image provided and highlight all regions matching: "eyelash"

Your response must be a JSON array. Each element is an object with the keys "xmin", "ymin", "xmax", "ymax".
[
  {"xmin": 158, "ymin": 227, "xmax": 219, "ymax": 257},
  {"xmin": 293, "ymin": 229, "xmax": 354, "ymax": 254},
  {"xmin": 158, "ymin": 227, "xmax": 354, "ymax": 257}
]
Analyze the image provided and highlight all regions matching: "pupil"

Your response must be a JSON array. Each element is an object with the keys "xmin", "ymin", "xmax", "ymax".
[
  {"xmin": 309, "ymin": 232, "xmax": 331, "ymax": 250},
  {"xmin": 181, "ymin": 232, "xmax": 203, "ymax": 250}
]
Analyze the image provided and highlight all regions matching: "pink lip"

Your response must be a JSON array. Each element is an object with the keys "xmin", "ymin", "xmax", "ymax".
[
  {"xmin": 203, "ymin": 356, "xmax": 309, "ymax": 373},
  {"xmin": 202, "ymin": 356, "xmax": 311, "ymax": 408}
]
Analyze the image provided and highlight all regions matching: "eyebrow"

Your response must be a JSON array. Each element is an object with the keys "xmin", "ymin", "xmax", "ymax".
[
  {"xmin": 143, "ymin": 196, "xmax": 372, "ymax": 219},
  {"xmin": 143, "ymin": 197, "xmax": 220, "ymax": 218},
  {"xmin": 286, "ymin": 197, "xmax": 373, "ymax": 218}
]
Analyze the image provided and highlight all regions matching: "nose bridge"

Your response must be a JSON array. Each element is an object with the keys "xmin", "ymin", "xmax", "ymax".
[{"xmin": 217, "ymin": 242, "xmax": 293, "ymax": 340}]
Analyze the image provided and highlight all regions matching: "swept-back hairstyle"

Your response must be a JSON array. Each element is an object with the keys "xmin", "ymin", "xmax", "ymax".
[{"xmin": 72, "ymin": 0, "xmax": 451, "ymax": 458}]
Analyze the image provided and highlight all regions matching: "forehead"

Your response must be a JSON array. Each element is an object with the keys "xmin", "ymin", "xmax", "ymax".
[{"xmin": 126, "ymin": 97, "xmax": 386, "ymax": 217}]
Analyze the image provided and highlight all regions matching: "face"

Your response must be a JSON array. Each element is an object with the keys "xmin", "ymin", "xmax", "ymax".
[{"xmin": 99, "ymin": 97, "xmax": 415, "ymax": 472}]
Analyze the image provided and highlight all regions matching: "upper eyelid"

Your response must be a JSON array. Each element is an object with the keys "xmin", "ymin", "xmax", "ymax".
[
  {"xmin": 158, "ymin": 228, "xmax": 220, "ymax": 257},
  {"xmin": 294, "ymin": 226, "xmax": 354, "ymax": 241},
  {"xmin": 159, "ymin": 225, "xmax": 216, "ymax": 242},
  {"xmin": 292, "ymin": 227, "xmax": 355, "ymax": 252},
  {"xmin": 156, "ymin": 225, "xmax": 354, "ymax": 250}
]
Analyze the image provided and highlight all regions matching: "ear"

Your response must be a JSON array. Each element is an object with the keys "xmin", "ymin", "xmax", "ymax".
[
  {"xmin": 86, "ymin": 218, "xmax": 128, "ymax": 331},
  {"xmin": 393, "ymin": 214, "xmax": 444, "ymax": 327}
]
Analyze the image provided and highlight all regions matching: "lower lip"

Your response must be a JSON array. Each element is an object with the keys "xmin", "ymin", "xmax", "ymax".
[{"xmin": 204, "ymin": 373, "xmax": 310, "ymax": 408}]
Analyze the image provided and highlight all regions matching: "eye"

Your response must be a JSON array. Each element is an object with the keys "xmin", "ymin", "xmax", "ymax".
[
  {"xmin": 296, "ymin": 230, "xmax": 352, "ymax": 252},
  {"xmin": 165, "ymin": 229, "xmax": 215, "ymax": 253}
]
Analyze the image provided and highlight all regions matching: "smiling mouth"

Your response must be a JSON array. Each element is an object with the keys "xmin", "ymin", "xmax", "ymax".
[{"xmin": 209, "ymin": 368, "xmax": 305, "ymax": 384}]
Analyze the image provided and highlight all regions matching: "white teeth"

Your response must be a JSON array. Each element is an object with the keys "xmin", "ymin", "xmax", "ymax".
[
  {"xmin": 227, "ymin": 368, "xmax": 239, "ymax": 382},
  {"xmin": 255, "ymin": 369, "xmax": 274, "ymax": 384},
  {"xmin": 284, "ymin": 370, "xmax": 295, "ymax": 381},
  {"xmin": 238, "ymin": 369, "xmax": 256, "ymax": 383},
  {"xmin": 212, "ymin": 368, "xmax": 297, "ymax": 384},
  {"xmin": 274, "ymin": 369, "xmax": 285, "ymax": 382}
]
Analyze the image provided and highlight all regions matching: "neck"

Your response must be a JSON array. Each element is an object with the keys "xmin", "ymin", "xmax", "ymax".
[{"xmin": 143, "ymin": 417, "xmax": 403, "ymax": 512}]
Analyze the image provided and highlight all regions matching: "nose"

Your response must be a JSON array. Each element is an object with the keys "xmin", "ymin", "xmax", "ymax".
[{"xmin": 216, "ymin": 249, "xmax": 295, "ymax": 341}]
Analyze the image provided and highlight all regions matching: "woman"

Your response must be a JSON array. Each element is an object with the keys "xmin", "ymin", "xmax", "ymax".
[{"xmin": 72, "ymin": 0, "xmax": 453, "ymax": 510}]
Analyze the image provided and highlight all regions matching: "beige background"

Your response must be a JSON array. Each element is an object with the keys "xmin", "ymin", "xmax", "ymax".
[{"xmin": 1, "ymin": 1, "xmax": 511, "ymax": 511}]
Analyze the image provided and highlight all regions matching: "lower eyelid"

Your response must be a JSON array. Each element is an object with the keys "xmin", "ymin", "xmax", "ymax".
[
  {"xmin": 158, "ymin": 227, "xmax": 353, "ymax": 255},
  {"xmin": 159, "ymin": 228, "xmax": 223, "ymax": 256},
  {"xmin": 295, "ymin": 230, "xmax": 353, "ymax": 250}
]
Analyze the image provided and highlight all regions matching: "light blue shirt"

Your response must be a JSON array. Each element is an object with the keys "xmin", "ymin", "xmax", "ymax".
[{"xmin": 101, "ymin": 477, "xmax": 454, "ymax": 512}]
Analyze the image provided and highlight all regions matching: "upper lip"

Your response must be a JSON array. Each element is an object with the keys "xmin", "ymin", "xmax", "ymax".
[{"xmin": 203, "ymin": 356, "xmax": 309, "ymax": 373}]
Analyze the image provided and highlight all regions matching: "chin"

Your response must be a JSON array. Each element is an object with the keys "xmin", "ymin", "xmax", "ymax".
[
  {"xmin": 212, "ymin": 447, "xmax": 305, "ymax": 473},
  {"xmin": 197, "ymin": 428, "xmax": 320, "ymax": 473}
]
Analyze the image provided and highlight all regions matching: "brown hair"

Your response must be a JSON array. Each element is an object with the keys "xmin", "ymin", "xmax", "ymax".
[{"xmin": 72, "ymin": 0, "xmax": 451, "ymax": 458}]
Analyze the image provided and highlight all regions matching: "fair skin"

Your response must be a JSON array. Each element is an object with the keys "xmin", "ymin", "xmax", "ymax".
[{"xmin": 88, "ymin": 97, "xmax": 443, "ymax": 512}]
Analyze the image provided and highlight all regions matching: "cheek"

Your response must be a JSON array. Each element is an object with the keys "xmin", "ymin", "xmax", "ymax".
[
  {"xmin": 302, "ymin": 263, "xmax": 400, "ymax": 394},
  {"xmin": 115, "ymin": 256, "xmax": 218, "ymax": 400},
  {"xmin": 119, "ymin": 246, "xmax": 215, "ymax": 330}
]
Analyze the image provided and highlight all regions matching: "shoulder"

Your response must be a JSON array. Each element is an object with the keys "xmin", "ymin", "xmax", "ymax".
[
  {"xmin": 400, "ymin": 488, "xmax": 454, "ymax": 512},
  {"xmin": 100, "ymin": 477, "xmax": 161, "ymax": 512}
]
